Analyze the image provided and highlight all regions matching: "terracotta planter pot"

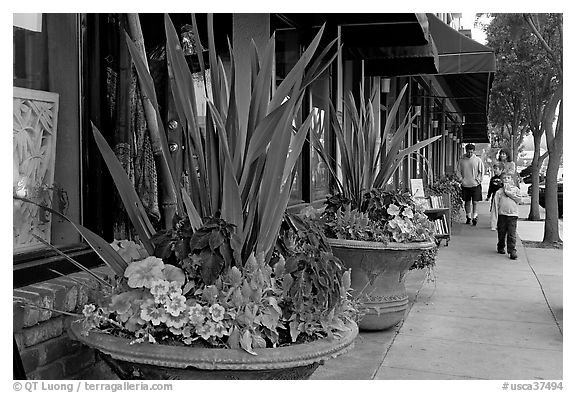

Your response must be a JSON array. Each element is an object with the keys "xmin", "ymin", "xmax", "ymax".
[
  {"xmin": 68, "ymin": 319, "xmax": 358, "ymax": 380},
  {"xmin": 327, "ymin": 238, "xmax": 435, "ymax": 331}
]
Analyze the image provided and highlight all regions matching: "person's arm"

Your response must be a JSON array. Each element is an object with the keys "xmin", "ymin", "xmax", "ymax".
[
  {"xmin": 455, "ymin": 160, "xmax": 463, "ymax": 181},
  {"xmin": 476, "ymin": 159, "xmax": 485, "ymax": 185},
  {"xmin": 504, "ymin": 185, "xmax": 522, "ymax": 204},
  {"xmin": 486, "ymin": 181, "xmax": 495, "ymax": 199}
]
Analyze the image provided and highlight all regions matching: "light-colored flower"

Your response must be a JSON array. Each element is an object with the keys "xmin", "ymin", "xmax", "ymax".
[
  {"xmin": 402, "ymin": 208, "xmax": 414, "ymax": 219},
  {"xmin": 108, "ymin": 291, "xmax": 143, "ymax": 316},
  {"xmin": 188, "ymin": 304, "xmax": 205, "ymax": 325},
  {"xmin": 124, "ymin": 257, "xmax": 165, "ymax": 289},
  {"xmin": 165, "ymin": 310, "xmax": 189, "ymax": 328},
  {"xmin": 150, "ymin": 279, "xmax": 170, "ymax": 297},
  {"xmin": 168, "ymin": 281, "xmax": 183, "ymax": 298},
  {"xmin": 82, "ymin": 304, "xmax": 96, "ymax": 317},
  {"xmin": 211, "ymin": 322, "xmax": 228, "ymax": 338},
  {"xmin": 197, "ymin": 321, "xmax": 217, "ymax": 340},
  {"xmin": 207, "ymin": 321, "xmax": 226, "ymax": 338},
  {"xmin": 140, "ymin": 299, "xmax": 168, "ymax": 326},
  {"xmin": 165, "ymin": 294, "xmax": 187, "ymax": 317},
  {"xmin": 110, "ymin": 239, "xmax": 147, "ymax": 263},
  {"xmin": 387, "ymin": 204, "xmax": 400, "ymax": 216},
  {"xmin": 163, "ymin": 264, "xmax": 186, "ymax": 285},
  {"xmin": 209, "ymin": 303, "xmax": 226, "ymax": 322}
]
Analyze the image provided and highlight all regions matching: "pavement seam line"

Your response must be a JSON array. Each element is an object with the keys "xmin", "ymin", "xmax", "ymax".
[
  {"xmin": 397, "ymin": 331, "xmax": 562, "ymax": 352},
  {"xmin": 370, "ymin": 274, "xmax": 431, "ymax": 379},
  {"xmin": 520, "ymin": 240, "xmax": 563, "ymax": 336},
  {"xmin": 379, "ymin": 365, "xmax": 488, "ymax": 380}
]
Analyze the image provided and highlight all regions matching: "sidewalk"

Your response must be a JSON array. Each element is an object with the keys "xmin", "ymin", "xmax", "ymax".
[{"xmin": 311, "ymin": 200, "xmax": 563, "ymax": 380}]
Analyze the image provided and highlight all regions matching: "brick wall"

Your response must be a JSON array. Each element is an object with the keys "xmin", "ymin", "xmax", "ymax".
[{"xmin": 13, "ymin": 267, "xmax": 117, "ymax": 380}]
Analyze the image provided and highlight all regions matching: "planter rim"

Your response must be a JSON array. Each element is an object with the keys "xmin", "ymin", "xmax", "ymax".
[
  {"xmin": 327, "ymin": 238, "xmax": 435, "ymax": 251},
  {"xmin": 68, "ymin": 319, "xmax": 358, "ymax": 371}
]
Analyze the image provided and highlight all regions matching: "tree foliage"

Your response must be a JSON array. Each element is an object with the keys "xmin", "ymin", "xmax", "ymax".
[{"xmin": 483, "ymin": 14, "xmax": 562, "ymax": 234}]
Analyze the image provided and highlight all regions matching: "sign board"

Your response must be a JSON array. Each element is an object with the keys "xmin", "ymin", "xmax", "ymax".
[{"xmin": 410, "ymin": 178, "xmax": 425, "ymax": 198}]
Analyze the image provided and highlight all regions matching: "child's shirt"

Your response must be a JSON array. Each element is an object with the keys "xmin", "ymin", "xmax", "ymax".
[
  {"xmin": 486, "ymin": 175, "xmax": 503, "ymax": 200},
  {"xmin": 490, "ymin": 185, "xmax": 522, "ymax": 228}
]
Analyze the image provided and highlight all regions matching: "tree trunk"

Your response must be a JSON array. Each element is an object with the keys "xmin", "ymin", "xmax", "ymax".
[
  {"xmin": 528, "ymin": 133, "xmax": 543, "ymax": 220},
  {"xmin": 542, "ymin": 86, "xmax": 562, "ymax": 243},
  {"xmin": 126, "ymin": 13, "xmax": 178, "ymax": 229}
]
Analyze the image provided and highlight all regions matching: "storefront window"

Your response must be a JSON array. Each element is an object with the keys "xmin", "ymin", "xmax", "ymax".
[{"xmin": 13, "ymin": 14, "xmax": 82, "ymax": 256}]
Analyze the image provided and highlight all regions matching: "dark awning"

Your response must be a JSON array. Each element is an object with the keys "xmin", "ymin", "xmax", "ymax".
[
  {"xmin": 427, "ymin": 13, "xmax": 496, "ymax": 143},
  {"xmin": 274, "ymin": 13, "xmax": 439, "ymax": 77}
]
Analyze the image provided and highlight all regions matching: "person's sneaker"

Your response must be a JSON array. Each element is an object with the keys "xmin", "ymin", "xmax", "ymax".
[
  {"xmin": 472, "ymin": 217, "xmax": 478, "ymax": 226},
  {"xmin": 466, "ymin": 217, "xmax": 471, "ymax": 224},
  {"xmin": 497, "ymin": 249, "xmax": 506, "ymax": 254},
  {"xmin": 509, "ymin": 252, "xmax": 518, "ymax": 260}
]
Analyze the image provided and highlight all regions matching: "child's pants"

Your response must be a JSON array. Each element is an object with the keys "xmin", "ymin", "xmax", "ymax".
[{"xmin": 497, "ymin": 215, "xmax": 518, "ymax": 253}]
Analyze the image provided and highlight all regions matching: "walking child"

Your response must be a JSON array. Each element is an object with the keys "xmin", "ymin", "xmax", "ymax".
[
  {"xmin": 486, "ymin": 163, "xmax": 504, "ymax": 203},
  {"xmin": 490, "ymin": 173, "xmax": 522, "ymax": 260}
]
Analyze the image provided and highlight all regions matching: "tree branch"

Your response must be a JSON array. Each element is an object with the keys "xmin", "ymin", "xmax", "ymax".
[{"xmin": 523, "ymin": 14, "xmax": 563, "ymax": 79}]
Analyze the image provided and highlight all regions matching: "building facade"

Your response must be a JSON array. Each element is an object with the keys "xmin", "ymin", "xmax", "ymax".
[{"xmin": 13, "ymin": 13, "xmax": 495, "ymax": 379}]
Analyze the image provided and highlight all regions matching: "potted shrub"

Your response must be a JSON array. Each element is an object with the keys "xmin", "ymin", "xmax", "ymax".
[
  {"xmin": 17, "ymin": 14, "xmax": 357, "ymax": 380},
  {"xmin": 309, "ymin": 84, "xmax": 439, "ymax": 330}
]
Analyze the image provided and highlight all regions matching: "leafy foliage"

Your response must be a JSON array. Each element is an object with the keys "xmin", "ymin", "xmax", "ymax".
[
  {"xmin": 310, "ymin": 83, "xmax": 441, "ymax": 210},
  {"xmin": 426, "ymin": 175, "xmax": 463, "ymax": 222},
  {"xmin": 80, "ymin": 215, "xmax": 355, "ymax": 352},
  {"xmin": 318, "ymin": 189, "xmax": 435, "ymax": 245},
  {"xmin": 410, "ymin": 246, "xmax": 437, "ymax": 271}
]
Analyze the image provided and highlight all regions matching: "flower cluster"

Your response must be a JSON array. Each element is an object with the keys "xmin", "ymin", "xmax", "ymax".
[
  {"xmin": 320, "ymin": 189, "xmax": 435, "ymax": 244},
  {"xmin": 385, "ymin": 203, "xmax": 434, "ymax": 243},
  {"xmin": 79, "ymin": 223, "xmax": 355, "ymax": 353}
]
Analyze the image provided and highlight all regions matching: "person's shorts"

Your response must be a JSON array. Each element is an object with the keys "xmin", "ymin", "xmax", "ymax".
[{"xmin": 461, "ymin": 185, "xmax": 482, "ymax": 202}]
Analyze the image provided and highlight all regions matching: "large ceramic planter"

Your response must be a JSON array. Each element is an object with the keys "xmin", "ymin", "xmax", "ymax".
[
  {"xmin": 327, "ymin": 238, "xmax": 435, "ymax": 331},
  {"xmin": 68, "ymin": 319, "xmax": 358, "ymax": 380}
]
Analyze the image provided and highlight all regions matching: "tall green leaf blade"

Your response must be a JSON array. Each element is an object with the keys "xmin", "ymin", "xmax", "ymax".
[
  {"xmin": 91, "ymin": 124, "xmax": 155, "ymax": 255},
  {"xmin": 225, "ymin": 38, "xmax": 242, "ymax": 176},
  {"xmin": 382, "ymin": 83, "xmax": 408, "ymax": 143},
  {"xmin": 206, "ymin": 102, "xmax": 243, "ymax": 238},
  {"xmin": 241, "ymin": 102, "xmax": 289, "ymax": 181},
  {"xmin": 269, "ymin": 24, "xmax": 325, "ymax": 111},
  {"xmin": 164, "ymin": 15, "xmax": 210, "ymax": 216},
  {"xmin": 258, "ymin": 171, "xmax": 294, "ymax": 257},
  {"xmin": 283, "ymin": 110, "xmax": 314, "ymax": 184},
  {"xmin": 124, "ymin": 30, "xmax": 182, "ymax": 214},
  {"xmin": 32, "ymin": 234, "xmax": 112, "ymax": 288},
  {"xmin": 181, "ymin": 189, "xmax": 204, "ymax": 230},
  {"xmin": 302, "ymin": 37, "xmax": 339, "ymax": 88},
  {"xmin": 246, "ymin": 36, "xmax": 275, "ymax": 148},
  {"xmin": 205, "ymin": 106, "xmax": 220, "ymax": 214}
]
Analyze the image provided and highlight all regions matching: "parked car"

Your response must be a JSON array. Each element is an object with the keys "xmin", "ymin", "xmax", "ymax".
[
  {"xmin": 519, "ymin": 165, "xmax": 545, "ymax": 184},
  {"xmin": 528, "ymin": 181, "xmax": 563, "ymax": 217}
]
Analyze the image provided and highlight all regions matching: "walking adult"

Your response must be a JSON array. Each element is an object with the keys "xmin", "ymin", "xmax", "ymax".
[
  {"xmin": 456, "ymin": 143, "xmax": 485, "ymax": 226},
  {"xmin": 497, "ymin": 148, "xmax": 517, "ymax": 185}
]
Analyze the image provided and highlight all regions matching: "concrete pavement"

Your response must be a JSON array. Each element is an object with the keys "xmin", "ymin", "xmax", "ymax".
[{"xmin": 312, "ymin": 199, "xmax": 563, "ymax": 380}]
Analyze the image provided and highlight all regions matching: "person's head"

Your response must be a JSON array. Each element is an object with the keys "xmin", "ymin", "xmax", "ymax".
[
  {"xmin": 498, "ymin": 148, "xmax": 512, "ymax": 162},
  {"xmin": 465, "ymin": 143, "xmax": 475, "ymax": 158},
  {"xmin": 493, "ymin": 163, "xmax": 503, "ymax": 176},
  {"xmin": 500, "ymin": 173, "xmax": 513, "ymax": 185}
]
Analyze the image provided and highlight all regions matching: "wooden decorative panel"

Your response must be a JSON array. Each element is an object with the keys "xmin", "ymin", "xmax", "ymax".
[{"xmin": 13, "ymin": 87, "xmax": 60, "ymax": 253}]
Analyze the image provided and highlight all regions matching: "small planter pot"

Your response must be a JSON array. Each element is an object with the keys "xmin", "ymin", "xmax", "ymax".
[
  {"xmin": 327, "ymin": 238, "xmax": 435, "ymax": 331},
  {"xmin": 68, "ymin": 319, "xmax": 358, "ymax": 380}
]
